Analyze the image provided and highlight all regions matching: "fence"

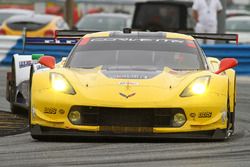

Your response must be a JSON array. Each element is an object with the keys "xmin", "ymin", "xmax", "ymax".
[{"xmin": 0, "ymin": 36, "xmax": 249, "ymax": 75}]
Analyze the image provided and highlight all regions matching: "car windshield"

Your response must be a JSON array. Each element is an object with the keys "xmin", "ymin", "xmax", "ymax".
[
  {"xmin": 226, "ymin": 19, "xmax": 250, "ymax": 32},
  {"xmin": 76, "ymin": 16, "xmax": 127, "ymax": 31},
  {"xmin": 67, "ymin": 37, "xmax": 204, "ymax": 70}
]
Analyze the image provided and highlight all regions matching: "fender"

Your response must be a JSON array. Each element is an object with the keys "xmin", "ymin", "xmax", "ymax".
[
  {"xmin": 207, "ymin": 57, "xmax": 236, "ymax": 112},
  {"xmin": 225, "ymin": 69, "xmax": 236, "ymax": 113}
]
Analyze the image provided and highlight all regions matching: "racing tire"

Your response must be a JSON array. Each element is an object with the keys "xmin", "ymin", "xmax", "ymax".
[
  {"xmin": 225, "ymin": 97, "xmax": 235, "ymax": 139},
  {"xmin": 9, "ymin": 59, "xmax": 25, "ymax": 114},
  {"xmin": 227, "ymin": 76, "xmax": 236, "ymax": 136},
  {"xmin": 11, "ymin": 104, "xmax": 26, "ymax": 115},
  {"xmin": 213, "ymin": 98, "xmax": 233, "ymax": 141},
  {"xmin": 30, "ymin": 134, "xmax": 46, "ymax": 141},
  {"xmin": 28, "ymin": 66, "xmax": 33, "ymax": 125}
]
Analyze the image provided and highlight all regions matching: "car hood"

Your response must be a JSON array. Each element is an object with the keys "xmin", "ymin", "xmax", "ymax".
[
  {"xmin": 57, "ymin": 67, "xmax": 211, "ymax": 105},
  {"xmin": 70, "ymin": 66, "xmax": 197, "ymax": 88}
]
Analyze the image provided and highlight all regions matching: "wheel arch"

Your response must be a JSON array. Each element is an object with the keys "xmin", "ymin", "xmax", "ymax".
[{"xmin": 225, "ymin": 69, "xmax": 236, "ymax": 113}]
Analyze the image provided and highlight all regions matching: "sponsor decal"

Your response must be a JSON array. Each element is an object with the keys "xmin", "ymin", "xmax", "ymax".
[
  {"xmin": 110, "ymin": 74, "xmax": 149, "ymax": 79},
  {"xmin": 34, "ymin": 64, "xmax": 43, "ymax": 70},
  {"xmin": 198, "ymin": 112, "xmax": 212, "ymax": 118},
  {"xmin": 44, "ymin": 107, "xmax": 57, "ymax": 114},
  {"xmin": 19, "ymin": 60, "xmax": 32, "ymax": 68},
  {"xmin": 119, "ymin": 92, "xmax": 136, "ymax": 99},
  {"xmin": 119, "ymin": 81, "xmax": 139, "ymax": 90},
  {"xmin": 91, "ymin": 38, "xmax": 184, "ymax": 43},
  {"xmin": 119, "ymin": 81, "xmax": 139, "ymax": 86}
]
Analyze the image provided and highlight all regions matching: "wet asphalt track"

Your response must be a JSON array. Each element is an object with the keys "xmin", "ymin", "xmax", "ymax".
[{"xmin": 0, "ymin": 67, "xmax": 250, "ymax": 167}]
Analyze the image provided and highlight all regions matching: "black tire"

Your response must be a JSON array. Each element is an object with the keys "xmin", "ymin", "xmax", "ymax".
[
  {"xmin": 10, "ymin": 58, "xmax": 17, "ymax": 114},
  {"xmin": 225, "ymin": 83, "xmax": 235, "ymax": 138},
  {"xmin": 228, "ymin": 108, "xmax": 235, "ymax": 135},
  {"xmin": 31, "ymin": 134, "xmax": 46, "ymax": 141},
  {"xmin": 31, "ymin": 134, "xmax": 52, "ymax": 141},
  {"xmin": 28, "ymin": 66, "xmax": 34, "ymax": 129},
  {"xmin": 227, "ymin": 76, "xmax": 236, "ymax": 135},
  {"xmin": 31, "ymin": 134, "xmax": 60, "ymax": 141},
  {"xmin": 30, "ymin": 125, "xmax": 55, "ymax": 141},
  {"xmin": 11, "ymin": 104, "xmax": 26, "ymax": 115}
]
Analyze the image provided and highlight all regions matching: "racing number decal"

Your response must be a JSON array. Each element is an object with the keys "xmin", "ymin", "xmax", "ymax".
[
  {"xmin": 198, "ymin": 112, "xmax": 212, "ymax": 118},
  {"xmin": 44, "ymin": 107, "xmax": 57, "ymax": 114}
]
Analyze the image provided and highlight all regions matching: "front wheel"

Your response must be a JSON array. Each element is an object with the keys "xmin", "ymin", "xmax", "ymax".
[{"xmin": 11, "ymin": 104, "xmax": 27, "ymax": 114}]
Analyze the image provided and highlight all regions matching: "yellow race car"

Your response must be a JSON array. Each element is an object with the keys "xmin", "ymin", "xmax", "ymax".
[
  {"xmin": 0, "ymin": 14, "xmax": 69, "ymax": 37},
  {"xmin": 30, "ymin": 30, "xmax": 238, "ymax": 140}
]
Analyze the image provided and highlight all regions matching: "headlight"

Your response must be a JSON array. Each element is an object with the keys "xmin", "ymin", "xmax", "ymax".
[
  {"xmin": 68, "ymin": 110, "xmax": 81, "ymax": 125},
  {"xmin": 50, "ymin": 73, "xmax": 76, "ymax": 95},
  {"xmin": 173, "ymin": 113, "xmax": 186, "ymax": 127},
  {"xmin": 180, "ymin": 76, "xmax": 210, "ymax": 97}
]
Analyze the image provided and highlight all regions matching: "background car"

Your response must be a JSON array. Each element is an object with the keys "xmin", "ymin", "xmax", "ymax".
[
  {"xmin": 0, "ymin": 8, "xmax": 33, "ymax": 26},
  {"xmin": 132, "ymin": 1, "xmax": 193, "ymax": 32},
  {"xmin": 76, "ymin": 13, "xmax": 131, "ymax": 31},
  {"xmin": 226, "ymin": 16, "xmax": 250, "ymax": 43},
  {"xmin": 0, "ymin": 14, "xmax": 69, "ymax": 37},
  {"xmin": 226, "ymin": 9, "xmax": 250, "ymax": 18}
]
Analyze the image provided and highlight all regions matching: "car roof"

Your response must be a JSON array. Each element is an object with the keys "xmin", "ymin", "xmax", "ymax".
[
  {"xmin": 0, "ymin": 8, "xmax": 33, "ymax": 14},
  {"xmin": 227, "ymin": 16, "xmax": 250, "ymax": 21},
  {"xmin": 226, "ymin": 9, "xmax": 250, "ymax": 14},
  {"xmin": 84, "ymin": 13, "xmax": 131, "ymax": 19},
  {"xmin": 84, "ymin": 31, "xmax": 194, "ymax": 40},
  {"xmin": 135, "ymin": 0, "xmax": 192, "ymax": 6},
  {"xmin": 6, "ymin": 14, "xmax": 60, "ymax": 24}
]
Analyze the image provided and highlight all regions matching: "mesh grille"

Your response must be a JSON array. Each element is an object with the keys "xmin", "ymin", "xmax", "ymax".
[{"xmin": 69, "ymin": 106, "xmax": 185, "ymax": 128}]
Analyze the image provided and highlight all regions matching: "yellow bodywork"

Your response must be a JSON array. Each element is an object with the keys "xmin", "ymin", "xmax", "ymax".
[
  {"xmin": 30, "ymin": 32, "xmax": 235, "ymax": 135},
  {"xmin": 1, "ymin": 16, "xmax": 62, "ymax": 37},
  {"xmin": 31, "ymin": 68, "xmax": 231, "ymax": 133}
]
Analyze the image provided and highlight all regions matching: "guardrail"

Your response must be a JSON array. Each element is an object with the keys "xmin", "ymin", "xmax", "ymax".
[
  {"xmin": 202, "ymin": 44, "xmax": 250, "ymax": 75},
  {"xmin": 0, "ymin": 37, "xmax": 73, "ymax": 65},
  {"xmin": 0, "ymin": 36, "xmax": 21, "ymax": 64},
  {"xmin": 0, "ymin": 36, "xmax": 249, "ymax": 75}
]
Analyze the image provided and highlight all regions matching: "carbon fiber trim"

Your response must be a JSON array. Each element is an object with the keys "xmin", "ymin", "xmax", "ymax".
[{"xmin": 30, "ymin": 125, "xmax": 227, "ymax": 140}]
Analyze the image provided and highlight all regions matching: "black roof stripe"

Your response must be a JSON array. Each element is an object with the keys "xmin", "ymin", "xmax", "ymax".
[{"xmin": 109, "ymin": 31, "xmax": 166, "ymax": 39}]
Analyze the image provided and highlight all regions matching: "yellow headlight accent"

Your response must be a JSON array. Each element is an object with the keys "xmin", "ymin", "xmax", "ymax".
[
  {"xmin": 52, "ymin": 78, "xmax": 67, "ymax": 91},
  {"xmin": 50, "ymin": 73, "xmax": 76, "ymax": 94},
  {"xmin": 180, "ymin": 76, "xmax": 210, "ymax": 97},
  {"xmin": 192, "ymin": 83, "xmax": 206, "ymax": 95}
]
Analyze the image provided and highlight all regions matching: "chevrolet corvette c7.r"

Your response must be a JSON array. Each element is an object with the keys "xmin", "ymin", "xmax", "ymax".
[{"xmin": 29, "ymin": 30, "xmax": 238, "ymax": 140}]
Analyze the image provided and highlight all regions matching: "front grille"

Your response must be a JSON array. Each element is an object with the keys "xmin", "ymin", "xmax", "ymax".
[{"xmin": 69, "ymin": 106, "xmax": 185, "ymax": 128}]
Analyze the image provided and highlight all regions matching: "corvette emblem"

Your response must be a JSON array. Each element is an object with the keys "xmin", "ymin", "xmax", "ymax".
[{"xmin": 119, "ymin": 92, "xmax": 136, "ymax": 99}]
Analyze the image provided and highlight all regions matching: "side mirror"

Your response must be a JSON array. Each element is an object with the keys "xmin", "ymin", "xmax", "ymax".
[
  {"xmin": 215, "ymin": 58, "xmax": 238, "ymax": 74},
  {"xmin": 38, "ymin": 56, "xmax": 56, "ymax": 69}
]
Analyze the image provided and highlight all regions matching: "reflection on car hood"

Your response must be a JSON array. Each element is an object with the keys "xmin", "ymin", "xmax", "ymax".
[
  {"xmin": 69, "ymin": 66, "xmax": 199, "ymax": 89},
  {"xmin": 101, "ymin": 66, "xmax": 163, "ymax": 79}
]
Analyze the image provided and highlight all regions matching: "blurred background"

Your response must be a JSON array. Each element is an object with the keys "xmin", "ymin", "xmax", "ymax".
[{"xmin": 0, "ymin": 0, "xmax": 248, "ymax": 41}]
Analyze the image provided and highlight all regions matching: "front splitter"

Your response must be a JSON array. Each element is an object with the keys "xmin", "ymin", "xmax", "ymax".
[{"xmin": 30, "ymin": 125, "xmax": 227, "ymax": 140}]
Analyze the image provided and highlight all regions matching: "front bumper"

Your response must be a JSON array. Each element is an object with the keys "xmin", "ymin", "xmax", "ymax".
[{"xmin": 30, "ymin": 125, "xmax": 227, "ymax": 140}]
